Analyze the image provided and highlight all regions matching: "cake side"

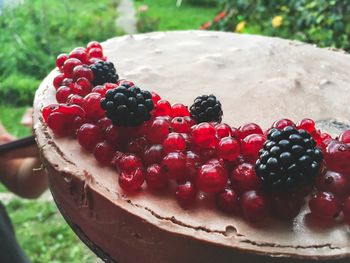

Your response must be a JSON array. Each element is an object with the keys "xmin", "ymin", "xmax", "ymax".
[{"xmin": 33, "ymin": 31, "xmax": 350, "ymax": 263}]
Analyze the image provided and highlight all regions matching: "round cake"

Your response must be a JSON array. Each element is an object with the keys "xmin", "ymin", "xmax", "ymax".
[{"xmin": 33, "ymin": 31, "xmax": 350, "ymax": 263}]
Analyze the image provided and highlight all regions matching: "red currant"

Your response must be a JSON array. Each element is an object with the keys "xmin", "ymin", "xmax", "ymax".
[
  {"xmin": 119, "ymin": 154, "xmax": 143, "ymax": 173},
  {"xmin": 171, "ymin": 103, "xmax": 190, "ymax": 117},
  {"xmin": 126, "ymin": 137, "xmax": 149, "ymax": 156},
  {"xmin": 161, "ymin": 152, "xmax": 186, "ymax": 180},
  {"xmin": 339, "ymin": 130, "xmax": 350, "ymax": 144},
  {"xmin": 272, "ymin": 119, "xmax": 295, "ymax": 129},
  {"xmin": 105, "ymin": 125, "xmax": 121, "ymax": 148},
  {"xmin": 88, "ymin": 48, "xmax": 103, "ymax": 58},
  {"xmin": 145, "ymin": 164, "xmax": 168, "ymax": 190},
  {"xmin": 56, "ymin": 53, "xmax": 68, "ymax": 69},
  {"xmin": 147, "ymin": 118, "xmax": 170, "ymax": 144},
  {"xmin": 216, "ymin": 187, "xmax": 239, "ymax": 213},
  {"xmin": 163, "ymin": 133, "xmax": 186, "ymax": 154},
  {"xmin": 271, "ymin": 193, "xmax": 303, "ymax": 220},
  {"xmin": 77, "ymin": 123, "xmax": 103, "ymax": 151},
  {"xmin": 56, "ymin": 86, "xmax": 71, "ymax": 103},
  {"xmin": 324, "ymin": 139, "xmax": 350, "ymax": 175},
  {"xmin": 119, "ymin": 168, "xmax": 145, "ymax": 192},
  {"xmin": 297, "ymin": 118, "xmax": 315, "ymax": 134},
  {"xmin": 87, "ymin": 41, "xmax": 102, "ymax": 50},
  {"xmin": 53, "ymin": 73, "xmax": 65, "ymax": 89},
  {"xmin": 72, "ymin": 65, "xmax": 94, "ymax": 82},
  {"xmin": 93, "ymin": 142, "xmax": 114, "ymax": 165},
  {"xmin": 217, "ymin": 136, "xmax": 240, "ymax": 161},
  {"xmin": 191, "ymin": 122, "xmax": 218, "ymax": 149},
  {"xmin": 171, "ymin": 117, "xmax": 191, "ymax": 133},
  {"xmin": 67, "ymin": 94, "xmax": 84, "ymax": 107},
  {"xmin": 309, "ymin": 191, "xmax": 341, "ymax": 220},
  {"xmin": 151, "ymin": 92, "xmax": 161, "ymax": 104},
  {"xmin": 197, "ymin": 163, "xmax": 228, "ymax": 194},
  {"xmin": 241, "ymin": 134, "xmax": 266, "ymax": 163},
  {"xmin": 176, "ymin": 181, "xmax": 197, "ymax": 207},
  {"xmin": 143, "ymin": 144, "xmax": 164, "ymax": 166},
  {"xmin": 63, "ymin": 58, "xmax": 82, "ymax": 78},
  {"xmin": 238, "ymin": 123, "xmax": 263, "ymax": 139},
  {"xmin": 215, "ymin": 123, "xmax": 233, "ymax": 139},
  {"xmin": 231, "ymin": 163, "xmax": 260, "ymax": 193},
  {"xmin": 315, "ymin": 170, "xmax": 350, "ymax": 200},
  {"xmin": 241, "ymin": 190, "xmax": 269, "ymax": 223},
  {"xmin": 69, "ymin": 49, "xmax": 88, "ymax": 64},
  {"xmin": 83, "ymin": 92, "xmax": 105, "ymax": 121},
  {"xmin": 154, "ymin": 100, "xmax": 172, "ymax": 117}
]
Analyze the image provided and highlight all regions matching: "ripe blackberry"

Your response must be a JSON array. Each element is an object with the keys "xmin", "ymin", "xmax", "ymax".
[
  {"xmin": 100, "ymin": 85, "xmax": 154, "ymax": 127},
  {"xmin": 90, "ymin": 61, "xmax": 119, "ymax": 86},
  {"xmin": 255, "ymin": 126, "xmax": 323, "ymax": 192},
  {"xmin": 190, "ymin": 94, "xmax": 223, "ymax": 123}
]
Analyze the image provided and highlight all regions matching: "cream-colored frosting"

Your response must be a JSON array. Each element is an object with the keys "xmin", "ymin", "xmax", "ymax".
[{"xmin": 34, "ymin": 31, "xmax": 350, "ymax": 261}]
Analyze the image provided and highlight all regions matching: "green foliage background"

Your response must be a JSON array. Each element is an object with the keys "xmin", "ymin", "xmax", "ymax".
[
  {"xmin": 0, "ymin": 0, "xmax": 122, "ymax": 106},
  {"xmin": 209, "ymin": 0, "xmax": 350, "ymax": 51}
]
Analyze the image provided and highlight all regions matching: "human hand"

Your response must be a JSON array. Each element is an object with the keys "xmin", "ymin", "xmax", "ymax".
[{"xmin": 21, "ymin": 108, "xmax": 33, "ymax": 128}]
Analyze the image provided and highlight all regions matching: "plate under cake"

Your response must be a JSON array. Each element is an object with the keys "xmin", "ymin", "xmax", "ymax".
[{"xmin": 33, "ymin": 31, "xmax": 350, "ymax": 263}]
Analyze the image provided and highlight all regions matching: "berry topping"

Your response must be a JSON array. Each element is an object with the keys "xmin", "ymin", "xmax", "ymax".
[
  {"xmin": 145, "ymin": 164, "xmax": 168, "ymax": 190},
  {"xmin": 190, "ymin": 94, "xmax": 223, "ymax": 123},
  {"xmin": 197, "ymin": 163, "xmax": 228, "ymax": 194},
  {"xmin": 255, "ymin": 126, "xmax": 323, "ymax": 192},
  {"xmin": 119, "ymin": 168, "xmax": 145, "ymax": 192},
  {"xmin": 89, "ymin": 61, "xmax": 119, "ymax": 85},
  {"xmin": 241, "ymin": 190, "xmax": 269, "ymax": 223},
  {"xmin": 216, "ymin": 187, "xmax": 239, "ymax": 213},
  {"xmin": 176, "ymin": 181, "xmax": 197, "ymax": 207},
  {"xmin": 101, "ymin": 86, "xmax": 154, "ymax": 127},
  {"xmin": 309, "ymin": 191, "xmax": 341, "ymax": 220}
]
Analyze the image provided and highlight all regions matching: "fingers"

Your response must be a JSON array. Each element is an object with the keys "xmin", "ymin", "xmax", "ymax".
[{"xmin": 21, "ymin": 108, "xmax": 34, "ymax": 128}]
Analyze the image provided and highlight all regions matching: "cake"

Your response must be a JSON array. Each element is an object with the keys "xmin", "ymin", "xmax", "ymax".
[{"xmin": 33, "ymin": 31, "xmax": 350, "ymax": 263}]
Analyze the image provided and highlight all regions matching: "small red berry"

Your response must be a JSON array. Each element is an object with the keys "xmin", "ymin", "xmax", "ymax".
[
  {"xmin": 163, "ymin": 133, "xmax": 186, "ymax": 154},
  {"xmin": 231, "ymin": 163, "xmax": 260, "ymax": 193},
  {"xmin": 119, "ymin": 154, "xmax": 143, "ymax": 173},
  {"xmin": 145, "ymin": 164, "xmax": 168, "ymax": 190},
  {"xmin": 111, "ymin": 151, "xmax": 124, "ymax": 168},
  {"xmin": 97, "ymin": 117, "xmax": 112, "ymax": 132},
  {"xmin": 215, "ymin": 123, "xmax": 233, "ymax": 139},
  {"xmin": 154, "ymin": 100, "xmax": 172, "ymax": 117},
  {"xmin": 105, "ymin": 125, "xmax": 121, "ymax": 148},
  {"xmin": 63, "ymin": 58, "xmax": 82, "ymax": 78},
  {"xmin": 309, "ymin": 191, "xmax": 341, "ymax": 220},
  {"xmin": 117, "ymin": 79, "xmax": 134, "ymax": 88},
  {"xmin": 88, "ymin": 47, "xmax": 103, "ymax": 58},
  {"xmin": 185, "ymin": 151, "xmax": 201, "ymax": 182},
  {"xmin": 93, "ymin": 142, "xmax": 114, "ymax": 165},
  {"xmin": 191, "ymin": 122, "xmax": 218, "ymax": 149},
  {"xmin": 67, "ymin": 94, "xmax": 84, "ymax": 107},
  {"xmin": 53, "ymin": 73, "xmax": 65, "ymax": 89},
  {"xmin": 61, "ymin": 77, "xmax": 73, "ymax": 87},
  {"xmin": 42, "ymin": 104, "xmax": 59, "ymax": 123},
  {"xmin": 241, "ymin": 134, "xmax": 266, "ymax": 163},
  {"xmin": 56, "ymin": 53, "xmax": 69, "ymax": 69},
  {"xmin": 272, "ymin": 119, "xmax": 295, "ymax": 129},
  {"xmin": 83, "ymin": 92, "xmax": 105, "ymax": 121},
  {"xmin": 77, "ymin": 123, "xmax": 103, "ymax": 151},
  {"xmin": 161, "ymin": 152, "xmax": 186, "ymax": 180},
  {"xmin": 143, "ymin": 144, "xmax": 164, "ymax": 166},
  {"xmin": 324, "ymin": 139, "xmax": 350, "ymax": 175},
  {"xmin": 197, "ymin": 164, "xmax": 228, "ymax": 194},
  {"xmin": 119, "ymin": 168, "xmax": 145, "ymax": 192},
  {"xmin": 241, "ymin": 190, "xmax": 269, "ymax": 223},
  {"xmin": 315, "ymin": 170, "xmax": 350, "ymax": 200},
  {"xmin": 176, "ymin": 181, "xmax": 197, "ymax": 207},
  {"xmin": 151, "ymin": 92, "xmax": 161, "ymax": 104},
  {"xmin": 147, "ymin": 118, "xmax": 170, "ymax": 144},
  {"xmin": 87, "ymin": 41, "xmax": 102, "ymax": 50},
  {"xmin": 217, "ymin": 136, "xmax": 240, "ymax": 161},
  {"xmin": 238, "ymin": 123, "xmax": 263, "ymax": 139},
  {"xmin": 72, "ymin": 65, "xmax": 94, "ymax": 82},
  {"xmin": 69, "ymin": 49, "xmax": 88, "ymax": 64},
  {"xmin": 216, "ymin": 187, "xmax": 239, "ymax": 213},
  {"xmin": 126, "ymin": 137, "xmax": 149, "ymax": 156},
  {"xmin": 171, "ymin": 103, "xmax": 190, "ymax": 117},
  {"xmin": 171, "ymin": 117, "xmax": 191, "ymax": 133},
  {"xmin": 271, "ymin": 193, "xmax": 303, "ymax": 220},
  {"xmin": 339, "ymin": 130, "xmax": 350, "ymax": 144},
  {"xmin": 56, "ymin": 86, "xmax": 71, "ymax": 103},
  {"xmin": 297, "ymin": 118, "xmax": 315, "ymax": 134},
  {"xmin": 47, "ymin": 112, "xmax": 69, "ymax": 136}
]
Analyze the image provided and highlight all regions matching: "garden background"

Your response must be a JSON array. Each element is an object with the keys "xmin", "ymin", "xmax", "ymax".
[{"xmin": 0, "ymin": 0, "xmax": 348, "ymax": 262}]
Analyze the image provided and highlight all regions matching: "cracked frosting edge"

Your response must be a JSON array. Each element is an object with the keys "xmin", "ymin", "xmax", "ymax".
[{"xmin": 33, "ymin": 31, "xmax": 350, "ymax": 262}]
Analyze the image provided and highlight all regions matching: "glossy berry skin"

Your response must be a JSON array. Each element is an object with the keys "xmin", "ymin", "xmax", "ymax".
[
  {"xmin": 87, "ymin": 41, "xmax": 102, "ymax": 50},
  {"xmin": 161, "ymin": 152, "xmax": 186, "ymax": 180},
  {"xmin": 83, "ymin": 92, "xmax": 105, "ymax": 121},
  {"xmin": 88, "ymin": 48, "xmax": 103, "ymax": 59},
  {"xmin": 238, "ymin": 123, "xmax": 263, "ymax": 139},
  {"xmin": 171, "ymin": 103, "xmax": 190, "ymax": 117},
  {"xmin": 147, "ymin": 118, "xmax": 170, "ymax": 144},
  {"xmin": 271, "ymin": 193, "xmax": 303, "ymax": 220},
  {"xmin": 97, "ymin": 117, "xmax": 112, "ymax": 132},
  {"xmin": 47, "ymin": 112, "xmax": 69, "ymax": 136},
  {"xmin": 145, "ymin": 164, "xmax": 168, "ymax": 190},
  {"xmin": 77, "ymin": 123, "xmax": 103, "ymax": 152},
  {"xmin": 216, "ymin": 187, "xmax": 239, "ymax": 213},
  {"xmin": 171, "ymin": 117, "xmax": 191, "ymax": 133},
  {"xmin": 197, "ymin": 164, "xmax": 228, "ymax": 194},
  {"xmin": 339, "ymin": 130, "xmax": 350, "ymax": 144},
  {"xmin": 162, "ymin": 133, "xmax": 186, "ymax": 154},
  {"xmin": 56, "ymin": 86, "xmax": 71, "ymax": 103},
  {"xmin": 56, "ymin": 53, "xmax": 68, "ymax": 69},
  {"xmin": 272, "ymin": 119, "xmax": 295, "ymax": 129},
  {"xmin": 309, "ymin": 191, "xmax": 341, "ymax": 220},
  {"xmin": 324, "ymin": 140, "xmax": 350, "ymax": 175},
  {"xmin": 217, "ymin": 136, "xmax": 240, "ymax": 161},
  {"xmin": 69, "ymin": 49, "xmax": 88, "ymax": 64},
  {"xmin": 72, "ymin": 65, "xmax": 94, "ymax": 82},
  {"xmin": 67, "ymin": 94, "xmax": 84, "ymax": 107},
  {"xmin": 191, "ymin": 122, "xmax": 218, "ymax": 149},
  {"xmin": 119, "ymin": 154, "xmax": 143, "ymax": 173},
  {"xmin": 105, "ymin": 125, "xmax": 121, "ymax": 148},
  {"xmin": 241, "ymin": 190, "xmax": 269, "ymax": 223},
  {"xmin": 93, "ymin": 142, "xmax": 114, "ymax": 165},
  {"xmin": 63, "ymin": 58, "xmax": 82, "ymax": 77},
  {"xmin": 154, "ymin": 100, "xmax": 172, "ymax": 117},
  {"xmin": 119, "ymin": 168, "xmax": 145, "ymax": 192},
  {"xmin": 297, "ymin": 118, "xmax": 315, "ymax": 134},
  {"xmin": 151, "ymin": 92, "xmax": 161, "ymax": 104},
  {"xmin": 185, "ymin": 151, "xmax": 202, "ymax": 182},
  {"xmin": 111, "ymin": 151, "xmax": 125, "ymax": 168},
  {"xmin": 176, "ymin": 181, "xmax": 197, "ymax": 207},
  {"xmin": 315, "ymin": 171, "xmax": 350, "ymax": 200},
  {"xmin": 126, "ymin": 137, "xmax": 149, "ymax": 157},
  {"xmin": 143, "ymin": 144, "xmax": 164, "ymax": 166},
  {"xmin": 231, "ymin": 163, "xmax": 260, "ymax": 193},
  {"xmin": 343, "ymin": 197, "xmax": 350, "ymax": 223},
  {"xmin": 215, "ymin": 123, "xmax": 233, "ymax": 139},
  {"xmin": 53, "ymin": 73, "xmax": 65, "ymax": 89},
  {"xmin": 241, "ymin": 134, "xmax": 265, "ymax": 163}
]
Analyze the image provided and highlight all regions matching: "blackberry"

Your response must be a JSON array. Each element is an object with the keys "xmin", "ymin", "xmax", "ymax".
[
  {"xmin": 190, "ymin": 94, "xmax": 223, "ymax": 123},
  {"xmin": 90, "ymin": 61, "xmax": 119, "ymax": 86},
  {"xmin": 100, "ymin": 85, "xmax": 154, "ymax": 127},
  {"xmin": 255, "ymin": 126, "xmax": 323, "ymax": 192}
]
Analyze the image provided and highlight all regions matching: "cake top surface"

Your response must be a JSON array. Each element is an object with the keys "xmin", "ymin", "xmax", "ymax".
[{"xmin": 34, "ymin": 30, "xmax": 350, "ymax": 259}]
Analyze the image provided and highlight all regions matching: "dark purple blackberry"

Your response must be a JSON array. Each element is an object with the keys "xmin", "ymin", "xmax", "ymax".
[
  {"xmin": 255, "ymin": 126, "xmax": 323, "ymax": 192},
  {"xmin": 90, "ymin": 61, "xmax": 119, "ymax": 86},
  {"xmin": 189, "ymin": 94, "xmax": 223, "ymax": 123},
  {"xmin": 100, "ymin": 85, "xmax": 154, "ymax": 127}
]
